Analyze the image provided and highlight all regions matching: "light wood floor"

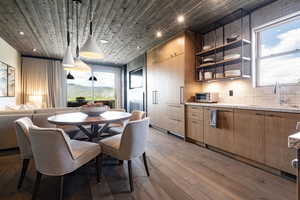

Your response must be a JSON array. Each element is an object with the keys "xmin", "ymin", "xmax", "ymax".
[{"xmin": 0, "ymin": 128, "xmax": 296, "ymax": 200}]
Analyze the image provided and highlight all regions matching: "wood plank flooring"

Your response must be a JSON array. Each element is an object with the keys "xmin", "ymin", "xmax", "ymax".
[{"xmin": 0, "ymin": 128, "xmax": 296, "ymax": 200}]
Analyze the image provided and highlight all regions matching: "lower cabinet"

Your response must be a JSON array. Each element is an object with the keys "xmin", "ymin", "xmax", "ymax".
[
  {"xmin": 203, "ymin": 107, "xmax": 234, "ymax": 153},
  {"xmin": 233, "ymin": 109, "xmax": 265, "ymax": 164},
  {"xmin": 166, "ymin": 104, "xmax": 185, "ymax": 137},
  {"xmin": 265, "ymin": 112, "xmax": 299, "ymax": 175},
  {"xmin": 186, "ymin": 106, "xmax": 204, "ymax": 142}
]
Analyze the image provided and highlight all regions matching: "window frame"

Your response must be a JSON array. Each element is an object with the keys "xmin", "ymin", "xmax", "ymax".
[{"xmin": 252, "ymin": 11, "xmax": 300, "ymax": 87}]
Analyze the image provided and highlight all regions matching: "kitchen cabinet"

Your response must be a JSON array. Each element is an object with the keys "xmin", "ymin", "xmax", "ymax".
[
  {"xmin": 233, "ymin": 109, "xmax": 265, "ymax": 164},
  {"xmin": 203, "ymin": 107, "xmax": 234, "ymax": 152},
  {"xmin": 186, "ymin": 106, "xmax": 204, "ymax": 142},
  {"xmin": 265, "ymin": 112, "xmax": 299, "ymax": 175},
  {"xmin": 147, "ymin": 31, "xmax": 199, "ymax": 137}
]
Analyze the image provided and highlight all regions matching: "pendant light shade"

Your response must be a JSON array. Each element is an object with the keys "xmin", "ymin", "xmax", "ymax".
[
  {"xmin": 62, "ymin": 45, "xmax": 75, "ymax": 67},
  {"xmin": 79, "ymin": 0, "xmax": 104, "ymax": 59},
  {"xmin": 80, "ymin": 35, "xmax": 104, "ymax": 59},
  {"xmin": 89, "ymin": 75, "xmax": 97, "ymax": 81},
  {"xmin": 67, "ymin": 72, "xmax": 74, "ymax": 79},
  {"xmin": 65, "ymin": 57, "xmax": 91, "ymax": 72}
]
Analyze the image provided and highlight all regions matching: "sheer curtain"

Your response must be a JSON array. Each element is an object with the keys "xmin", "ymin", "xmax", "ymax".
[{"xmin": 21, "ymin": 57, "xmax": 66, "ymax": 108}]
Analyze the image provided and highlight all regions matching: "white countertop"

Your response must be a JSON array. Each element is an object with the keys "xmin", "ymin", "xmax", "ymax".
[{"xmin": 185, "ymin": 102, "xmax": 300, "ymax": 114}]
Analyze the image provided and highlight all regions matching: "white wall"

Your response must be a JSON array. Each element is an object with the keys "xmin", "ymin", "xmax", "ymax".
[{"xmin": 0, "ymin": 37, "xmax": 21, "ymax": 109}]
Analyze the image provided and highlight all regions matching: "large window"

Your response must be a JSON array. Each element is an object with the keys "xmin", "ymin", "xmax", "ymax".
[
  {"xmin": 67, "ymin": 65, "xmax": 121, "ymax": 106},
  {"xmin": 255, "ymin": 14, "xmax": 300, "ymax": 86}
]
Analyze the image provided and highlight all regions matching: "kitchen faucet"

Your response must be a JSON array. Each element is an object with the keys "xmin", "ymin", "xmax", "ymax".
[{"xmin": 273, "ymin": 81, "xmax": 287, "ymax": 105}]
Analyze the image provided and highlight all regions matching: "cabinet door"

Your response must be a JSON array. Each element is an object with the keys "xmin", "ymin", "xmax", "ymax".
[
  {"xmin": 233, "ymin": 109, "xmax": 265, "ymax": 163},
  {"xmin": 186, "ymin": 106, "xmax": 204, "ymax": 142},
  {"xmin": 165, "ymin": 54, "xmax": 185, "ymax": 105},
  {"xmin": 166, "ymin": 104, "xmax": 185, "ymax": 136},
  {"xmin": 204, "ymin": 107, "xmax": 234, "ymax": 152},
  {"xmin": 265, "ymin": 112, "xmax": 299, "ymax": 175}
]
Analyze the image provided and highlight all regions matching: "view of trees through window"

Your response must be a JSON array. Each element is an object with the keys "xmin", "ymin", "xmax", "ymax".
[
  {"xmin": 257, "ymin": 16, "xmax": 300, "ymax": 86},
  {"xmin": 67, "ymin": 71, "xmax": 115, "ymax": 102}
]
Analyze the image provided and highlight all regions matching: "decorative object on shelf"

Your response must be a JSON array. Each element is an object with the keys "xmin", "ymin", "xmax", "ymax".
[
  {"xmin": 203, "ymin": 57, "xmax": 215, "ymax": 63},
  {"xmin": 226, "ymin": 33, "xmax": 240, "ymax": 43},
  {"xmin": 62, "ymin": 0, "xmax": 75, "ymax": 68},
  {"xmin": 198, "ymin": 71, "xmax": 203, "ymax": 81},
  {"xmin": 80, "ymin": 102, "xmax": 108, "ymax": 116},
  {"xmin": 67, "ymin": 72, "xmax": 75, "ymax": 79},
  {"xmin": 65, "ymin": 0, "xmax": 91, "ymax": 72},
  {"xmin": 203, "ymin": 45, "xmax": 212, "ymax": 51},
  {"xmin": 225, "ymin": 69, "xmax": 241, "ymax": 77},
  {"xmin": 88, "ymin": 76, "xmax": 97, "ymax": 81},
  {"xmin": 80, "ymin": 0, "xmax": 104, "ymax": 59},
  {"xmin": 224, "ymin": 54, "xmax": 241, "ymax": 60},
  {"xmin": 215, "ymin": 72, "xmax": 224, "ymax": 79},
  {"xmin": 204, "ymin": 71, "xmax": 214, "ymax": 80}
]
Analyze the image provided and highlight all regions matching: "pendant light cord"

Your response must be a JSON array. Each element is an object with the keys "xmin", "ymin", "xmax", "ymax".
[
  {"xmin": 89, "ymin": 0, "xmax": 93, "ymax": 36},
  {"xmin": 66, "ymin": 0, "xmax": 70, "ymax": 46},
  {"xmin": 76, "ymin": 0, "xmax": 79, "ymax": 57}
]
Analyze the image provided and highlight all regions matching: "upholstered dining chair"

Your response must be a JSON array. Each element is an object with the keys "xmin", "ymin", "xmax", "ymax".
[
  {"xmin": 15, "ymin": 117, "xmax": 34, "ymax": 190},
  {"xmin": 108, "ymin": 110, "xmax": 146, "ymax": 135},
  {"xmin": 28, "ymin": 126, "xmax": 101, "ymax": 200},
  {"xmin": 98, "ymin": 118, "xmax": 150, "ymax": 192}
]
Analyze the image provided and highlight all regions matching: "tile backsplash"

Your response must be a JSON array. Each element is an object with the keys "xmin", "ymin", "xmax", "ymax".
[{"xmin": 201, "ymin": 79, "xmax": 300, "ymax": 106}]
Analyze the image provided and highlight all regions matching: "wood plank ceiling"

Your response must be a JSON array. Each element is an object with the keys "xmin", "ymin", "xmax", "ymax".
[{"xmin": 0, "ymin": 0, "xmax": 274, "ymax": 65}]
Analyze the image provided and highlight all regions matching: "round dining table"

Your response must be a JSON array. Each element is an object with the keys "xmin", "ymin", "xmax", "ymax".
[{"xmin": 48, "ymin": 111, "xmax": 132, "ymax": 141}]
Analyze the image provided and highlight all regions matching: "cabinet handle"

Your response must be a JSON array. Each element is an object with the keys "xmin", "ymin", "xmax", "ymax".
[
  {"xmin": 192, "ymin": 120, "xmax": 199, "ymax": 124},
  {"xmin": 218, "ymin": 110, "xmax": 232, "ymax": 113},
  {"xmin": 255, "ymin": 113, "xmax": 264, "ymax": 116},
  {"xmin": 180, "ymin": 86, "xmax": 184, "ymax": 104},
  {"xmin": 155, "ymin": 91, "xmax": 159, "ymax": 104},
  {"xmin": 152, "ymin": 91, "xmax": 155, "ymax": 104},
  {"xmin": 192, "ymin": 114, "xmax": 198, "ymax": 116}
]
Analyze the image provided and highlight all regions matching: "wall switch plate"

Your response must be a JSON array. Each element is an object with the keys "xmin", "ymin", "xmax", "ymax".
[{"xmin": 229, "ymin": 90, "xmax": 233, "ymax": 96}]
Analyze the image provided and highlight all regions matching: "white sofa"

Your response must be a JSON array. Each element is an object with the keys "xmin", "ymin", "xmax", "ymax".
[{"xmin": 0, "ymin": 107, "xmax": 80, "ymax": 150}]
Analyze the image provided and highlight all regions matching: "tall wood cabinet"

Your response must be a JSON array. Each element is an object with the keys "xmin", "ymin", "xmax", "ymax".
[{"xmin": 147, "ymin": 31, "xmax": 200, "ymax": 137}]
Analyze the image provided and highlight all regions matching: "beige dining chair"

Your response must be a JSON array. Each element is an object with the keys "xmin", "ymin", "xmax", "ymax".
[
  {"xmin": 108, "ymin": 110, "xmax": 146, "ymax": 135},
  {"xmin": 15, "ymin": 117, "xmax": 34, "ymax": 190},
  {"xmin": 98, "ymin": 118, "xmax": 150, "ymax": 192},
  {"xmin": 28, "ymin": 125, "xmax": 101, "ymax": 200}
]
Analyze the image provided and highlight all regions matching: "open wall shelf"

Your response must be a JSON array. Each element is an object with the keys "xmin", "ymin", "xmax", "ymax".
[{"xmin": 195, "ymin": 9, "xmax": 252, "ymax": 82}]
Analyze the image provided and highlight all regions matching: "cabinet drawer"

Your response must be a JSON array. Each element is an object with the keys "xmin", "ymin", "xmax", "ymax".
[
  {"xmin": 186, "ymin": 106, "xmax": 203, "ymax": 120},
  {"xmin": 167, "ymin": 104, "xmax": 184, "ymax": 121},
  {"xmin": 167, "ymin": 118, "xmax": 185, "ymax": 136},
  {"xmin": 186, "ymin": 119, "xmax": 203, "ymax": 142}
]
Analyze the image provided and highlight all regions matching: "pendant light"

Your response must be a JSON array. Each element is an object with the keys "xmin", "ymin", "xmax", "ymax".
[
  {"xmin": 79, "ymin": 0, "xmax": 104, "ymax": 59},
  {"xmin": 88, "ymin": 75, "xmax": 97, "ymax": 81},
  {"xmin": 65, "ymin": 0, "xmax": 91, "ymax": 72},
  {"xmin": 62, "ymin": 0, "xmax": 75, "ymax": 67},
  {"xmin": 67, "ymin": 72, "xmax": 75, "ymax": 79}
]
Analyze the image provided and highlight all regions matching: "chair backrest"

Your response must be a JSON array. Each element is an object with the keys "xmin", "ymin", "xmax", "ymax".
[
  {"xmin": 119, "ymin": 118, "xmax": 149, "ymax": 160},
  {"xmin": 15, "ymin": 117, "xmax": 34, "ymax": 159},
  {"xmin": 28, "ymin": 125, "xmax": 75, "ymax": 176},
  {"xmin": 130, "ymin": 110, "xmax": 146, "ymax": 121}
]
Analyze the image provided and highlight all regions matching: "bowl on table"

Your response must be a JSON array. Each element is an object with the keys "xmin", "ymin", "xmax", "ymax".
[{"xmin": 80, "ymin": 104, "xmax": 109, "ymax": 117}]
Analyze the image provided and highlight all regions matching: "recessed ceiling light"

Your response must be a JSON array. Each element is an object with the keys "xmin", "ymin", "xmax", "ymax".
[
  {"xmin": 33, "ymin": 48, "xmax": 37, "ymax": 52},
  {"xmin": 177, "ymin": 15, "xmax": 184, "ymax": 23},
  {"xmin": 156, "ymin": 31, "xmax": 162, "ymax": 38},
  {"xmin": 137, "ymin": 46, "xmax": 141, "ymax": 49},
  {"xmin": 100, "ymin": 39, "xmax": 108, "ymax": 44},
  {"xmin": 19, "ymin": 31, "xmax": 24, "ymax": 35}
]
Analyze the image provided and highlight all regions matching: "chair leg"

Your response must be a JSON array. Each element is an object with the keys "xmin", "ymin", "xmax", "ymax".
[
  {"xmin": 142, "ymin": 152, "xmax": 150, "ymax": 177},
  {"xmin": 17, "ymin": 158, "xmax": 30, "ymax": 189},
  {"xmin": 59, "ymin": 176, "xmax": 64, "ymax": 200},
  {"xmin": 32, "ymin": 171, "xmax": 42, "ymax": 200},
  {"xmin": 128, "ymin": 160, "xmax": 134, "ymax": 192},
  {"xmin": 95, "ymin": 156, "xmax": 100, "ymax": 183},
  {"xmin": 119, "ymin": 160, "xmax": 124, "ymax": 165}
]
